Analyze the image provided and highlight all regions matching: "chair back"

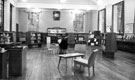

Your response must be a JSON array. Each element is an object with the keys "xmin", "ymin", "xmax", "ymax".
[
  {"xmin": 88, "ymin": 49, "xmax": 99, "ymax": 67},
  {"xmin": 74, "ymin": 44, "xmax": 86, "ymax": 54}
]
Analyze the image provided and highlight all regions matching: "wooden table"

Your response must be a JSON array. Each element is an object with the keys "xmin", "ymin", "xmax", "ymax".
[{"xmin": 57, "ymin": 53, "xmax": 85, "ymax": 68}]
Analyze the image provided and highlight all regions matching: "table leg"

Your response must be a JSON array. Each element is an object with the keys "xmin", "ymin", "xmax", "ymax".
[
  {"xmin": 65, "ymin": 58, "xmax": 67, "ymax": 71},
  {"xmin": 57, "ymin": 57, "xmax": 61, "ymax": 69},
  {"xmin": 81, "ymin": 55, "xmax": 84, "ymax": 58}
]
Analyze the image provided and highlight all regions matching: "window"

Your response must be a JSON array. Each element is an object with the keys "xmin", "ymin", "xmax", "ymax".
[
  {"xmin": 112, "ymin": 1, "xmax": 124, "ymax": 34},
  {"xmin": 98, "ymin": 9, "xmax": 106, "ymax": 33},
  {"xmin": 10, "ymin": 4, "xmax": 13, "ymax": 31},
  {"xmin": 0, "ymin": 0, "xmax": 4, "ymax": 31}
]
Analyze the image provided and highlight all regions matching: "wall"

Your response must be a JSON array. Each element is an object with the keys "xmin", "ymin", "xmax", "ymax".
[
  {"xmin": 84, "ymin": 11, "xmax": 93, "ymax": 33},
  {"xmin": 18, "ymin": 9, "xmax": 28, "ymax": 32},
  {"xmin": 4, "ymin": 0, "xmax": 17, "ymax": 31},
  {"xmin": 4, "ymin": 0, "xmax": 10, "ymax": 31},
  {"xmin": 125, "ymin": 0, "xmax": 135, "ymax": 24},
  {"xmin": 18, "ymin": 9, "xmax": 75, "ymax": 32},
  {"xmin": 91, "ymin": 10, "xmax": 98, "ymax": 31},
  {"xmin": 18, "ymin": 9, "xmax": 96, "ymax": 33},
  {"xmin": 39, "ymin": 10, "xmax": 75, "ymax": 32},
  {"xmin": 16, "ymin": 8, "xmax": 19, "ymax": 24},
  {"xmin": 124, "ymin": 0, "xmax": 135, "ymax": 33}
]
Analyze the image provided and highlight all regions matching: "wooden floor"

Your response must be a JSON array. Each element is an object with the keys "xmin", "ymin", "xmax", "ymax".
[{"xmin": 9, "ymin": 44, "xmax": 135, "ymax": 80}]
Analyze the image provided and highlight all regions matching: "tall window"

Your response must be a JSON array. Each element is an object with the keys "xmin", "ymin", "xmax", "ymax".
[
  {"xmin": 98, "ymin": 9, "xmax": 106, "ymax": 33},
  {"xmin": 0, "ymin": 0, "xmax": 4, "ymax": 31},
  {"xmin": 112, "ymin": 1, "xmax": 124, "ymax": 34},
  {"xmin": 10, "ymin": 4, "xmax": 13, "ymax": 31}
]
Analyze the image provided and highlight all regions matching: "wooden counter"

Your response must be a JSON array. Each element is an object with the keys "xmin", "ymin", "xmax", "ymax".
[
  {"xmin": 8, "ymin": 46, "xmax": 27, "ymax": 76},
  {"xmin": 0, "ymin": 50, "xmax": 8, "ymax": 79}
]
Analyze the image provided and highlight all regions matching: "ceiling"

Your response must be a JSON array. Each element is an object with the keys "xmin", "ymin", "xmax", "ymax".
[
  {"xmin": 17, "ymin": 0, "xmax": 97, "ymax": 5},
  {"xmin": 16, "ymin": 0, "xmax": 100, "ymax": 10},
  {"xmin": 16, "ymin": 0, "xmax": 121, "ymax": 10},
  {"xmin": 15, "ymin": 0, "xmax": 125, "ymax": 11}
]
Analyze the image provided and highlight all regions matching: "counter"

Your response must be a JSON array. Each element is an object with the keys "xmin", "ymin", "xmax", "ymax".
[
  {"xmin": 8, "ymin": 46, "xmax": 27, "ymax": 76},
  {"xmin": 0, "ymin": 50, "xmax": 8, "ymax": 79}
]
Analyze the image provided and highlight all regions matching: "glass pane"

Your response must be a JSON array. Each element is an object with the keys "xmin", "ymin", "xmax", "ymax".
[
  {"xmin": 0, "ymin": 0, "xmax": 4, "ymax": 31},
  {"xmin": 99, "ymin": 9, "xmax": 105, "ymax": 33},
  {"xmin": 113, "ymin": 1, "xmax": 124, "ymax": 34}
]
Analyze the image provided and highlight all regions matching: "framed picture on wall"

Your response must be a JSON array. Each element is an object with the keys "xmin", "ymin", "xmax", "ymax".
[{"xmin": 53, "ymin": 11, "xmax": 60, "ymax": 21}]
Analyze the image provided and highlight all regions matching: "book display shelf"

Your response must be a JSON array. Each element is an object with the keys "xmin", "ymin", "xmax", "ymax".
[{"xmin": 26, "ymin": 31, "xmax": 43, "ymax": 48}]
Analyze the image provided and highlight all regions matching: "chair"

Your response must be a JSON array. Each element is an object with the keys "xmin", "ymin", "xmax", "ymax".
[
  {"xmin": 74, "ymin": 44, "xmax": 86, "ymax": 54},
  {"xmin": 74, "ymin": 49, "xmax": 99, "ymax": 76}
]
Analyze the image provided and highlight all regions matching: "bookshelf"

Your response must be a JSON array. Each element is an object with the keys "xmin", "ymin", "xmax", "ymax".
[
  {"xmin": 74, "ymin": 33, "xmax": 89, "ymax": 44},
  {"xmin": 26, "ymin": 31, "xmax": 43, "ymax": 48},
  {"xmin": 102, "ymin": 33, "xmax": 117, "ymax": 58},
  {"xmin": 0, "ymin": 32, "xmax": 15, "ymax": 44},
  {"xmin": 0, "ymin": 32, "xmax": 15, "ymax": 49},
  {"xmin": 47, "ymin": 27, "xmax": 67, "ymax": 43},
  {"xmin": 18, "ymin": 32, "xmax": 26, "ymax": 44}
]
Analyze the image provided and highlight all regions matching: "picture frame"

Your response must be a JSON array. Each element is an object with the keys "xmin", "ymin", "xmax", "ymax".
[{"xmin": 53, "ymin": 11, "xmax": 60, "ymax": 21}]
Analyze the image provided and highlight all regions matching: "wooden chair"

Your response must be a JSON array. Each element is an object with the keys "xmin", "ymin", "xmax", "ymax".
[
  {"xmin": 74, "ymin": 49, "xmax": 99, "ymax": 76},
  {"xmin": 74, "ymin": 44, "xmax": 86, "ymax": 54}
]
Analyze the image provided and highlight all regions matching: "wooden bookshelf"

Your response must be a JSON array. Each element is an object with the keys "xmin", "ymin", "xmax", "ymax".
[
  {"xmin": 0, "ymin": 31, "xmax": 15, "ymax": 44},
  {"xmin": 26, "ymin": 31, "xmax": 43, "ymax": 48},
  {"xmin": 18, "ymin": 32, "xmax": 26, "ymax": 44},
  {"xmin": 74, "ymin": 33, "xmax": 89, "ymax": 44},
  {"xmin": 102, "ymin": 33, "xmax": 117, "ymax": 58},
  {"xmin": 68, "ymin": 33, "xmax": 75, "ymax": 45},
  {"xmin": 0, "ymin": 31, "xmax": 15, "ymax": 49}
]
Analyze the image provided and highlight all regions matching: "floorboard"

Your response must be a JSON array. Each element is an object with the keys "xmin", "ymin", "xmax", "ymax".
[{"xmin": 8, "ymin": 45, "xmax": 135, "ymax": 80}]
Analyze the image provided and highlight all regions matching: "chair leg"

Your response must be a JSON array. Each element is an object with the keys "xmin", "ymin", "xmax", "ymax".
[
  {"xmin": 93, "ymin": 65, "xmax": 95, "ymax": 75},
  {"xmin": 74, "ymin": 62, "xmax": 77, "ymax": 68},
  {"xmin": 88, "ymin": 68, "xmax": 90, "ymax": 77},
  {"xmin": 65, "ymin": 58, "xmax": 68, "ymax": 69},
  {"xmin": 57, "ymin": 57, "xmax": 61, "ymax": 69},
  {"xmin": 79, "ymin": 65, "xmax": 81, "ymax": 69},
  {"xmin": 74, "ymin": 62, "xmax": 77, "ymax": 74}
]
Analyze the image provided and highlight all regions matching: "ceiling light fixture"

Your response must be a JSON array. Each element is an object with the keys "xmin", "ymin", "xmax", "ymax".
[
  {"xmin": 26, "ymin": 5, "xmax": 32, "ymax": 9},
  {"xmin": 60, "ymin": 0, "xmax": 66, "ymax": 3},
  {"xmin": 21, "ymin": 0, "xmax": 27, "ymax": 2}
]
